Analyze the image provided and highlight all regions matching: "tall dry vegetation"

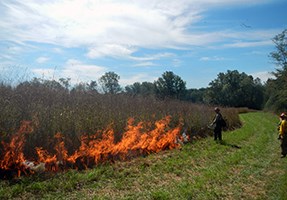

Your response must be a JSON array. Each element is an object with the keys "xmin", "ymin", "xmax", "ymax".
[{"xmin": 0, "ymin": 80, "xmax": 241, "ymax": 160}]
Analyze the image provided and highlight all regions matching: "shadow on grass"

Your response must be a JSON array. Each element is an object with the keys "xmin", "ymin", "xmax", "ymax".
[{"xmin": 218, "ymin": 140, "xmax": 242, "ymax": 149}]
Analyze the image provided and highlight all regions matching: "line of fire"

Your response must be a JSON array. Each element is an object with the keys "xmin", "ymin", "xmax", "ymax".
[{"xmin": 0, "ymin": 116, "xmax": 189, "ymax": 179}]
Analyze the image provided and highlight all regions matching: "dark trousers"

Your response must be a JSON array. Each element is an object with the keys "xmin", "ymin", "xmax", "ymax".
[
  {"xmin": 281, "ymin": 136, "xmax": 287, "ymax": 156},
  {"xmin": 214, "ymin": 127, "xmax": 222, "ymax": 141}
]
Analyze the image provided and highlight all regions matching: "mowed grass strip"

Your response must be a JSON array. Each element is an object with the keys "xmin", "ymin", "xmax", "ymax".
[{"xmin": 1, "ymin": 112, "xmax": 287, "ymax": 200}]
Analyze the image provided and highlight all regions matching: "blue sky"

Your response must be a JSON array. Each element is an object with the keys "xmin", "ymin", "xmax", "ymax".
[{"xmin": 0, "ymin": 0, "xmax": 286, "ymax": 89}]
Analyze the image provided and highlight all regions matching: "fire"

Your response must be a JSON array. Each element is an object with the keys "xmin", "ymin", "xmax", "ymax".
[
  {"xmin": 0, "ymin": 116, "xmax": 184, "ymax": 178},
  {"xmin": 0, "ymin": 121, "xmax": 33, "ymax": 178}
]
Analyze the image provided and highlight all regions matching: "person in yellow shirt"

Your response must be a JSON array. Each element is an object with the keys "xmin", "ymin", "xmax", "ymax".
[{"xmin": 279, "ymin": 113, "xmax": 287, "ymax": 158}]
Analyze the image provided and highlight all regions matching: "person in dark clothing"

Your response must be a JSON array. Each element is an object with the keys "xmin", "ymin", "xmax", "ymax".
[{"xmin": 211, "ymin": 107, "xmax": 223, "ymax": 141}]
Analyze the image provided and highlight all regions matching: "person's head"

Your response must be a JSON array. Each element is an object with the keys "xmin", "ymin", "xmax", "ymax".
[
  {"xmin": 214, "ymin": 107, "xmax": 220, "ymax": 113},
  {"xmin": 280, "ymin": 112, "xmax": 286, "ymax": 120}
]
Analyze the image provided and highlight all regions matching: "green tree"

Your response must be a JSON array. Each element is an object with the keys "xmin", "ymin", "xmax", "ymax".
[
  {"xmin": 140, "ymin": 82, "xmax": 155, "ymax": 96},
  {"xmin": 265, "ymin": 29, "xmax": 287, "ymax": 111},
  {"xmin": 71, "ymin": 80, "xmax": 98, "ymax": 93},
  {"xmin": 125, "ymin": 82, "xmax": 141, "ymax": 95},
  {"xmin": 59, "ymin": 78, "xmax": 71, "ymax": 90},
  {"xmin": 99, "ymin": 72, "xmax": 121, "ymax": 94},
  {"xmin": 185, "ymin": 88, "xmax": 207, "ymax": 103},
  {"xmin": 71, "ymin": 82, "xmax": 88, "ymax": 93},
  {"xmin": 87, "ymin": 80, "xmax": 98, "ymax": 92},
  {"xmin": 125, "ymin": 82, "xmax": 155, "ymax": 96},
  {"xmin": 270, "ymin": 29, "xmax": 287, "ymax": 71},
  {"xmin": 205, "ymin": 70, "xmax": 264, "ymax": 109},
  {"xmin": 154, "ymin": 71, "xmax": 187, "ymax": 100}
]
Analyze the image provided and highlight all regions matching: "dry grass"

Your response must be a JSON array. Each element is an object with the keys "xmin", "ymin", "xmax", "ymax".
[{"xmin": 0, "ymin": 82, "xmax": 241, "ymax": 165}]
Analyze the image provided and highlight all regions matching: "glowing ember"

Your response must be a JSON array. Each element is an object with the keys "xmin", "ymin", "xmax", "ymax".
[{"xmin": 0, "ymin": 116, "xmax": 184, "ymax": 178}]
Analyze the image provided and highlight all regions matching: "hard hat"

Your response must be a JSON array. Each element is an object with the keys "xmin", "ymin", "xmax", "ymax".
[{"xmin": 280, "ymin": 112, "xmax": 286, "ymax": 118}]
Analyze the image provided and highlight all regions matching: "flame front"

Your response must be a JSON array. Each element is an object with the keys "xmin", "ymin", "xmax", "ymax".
[
  {"xmin": 0, "ymin": 121, "xmax": 33, "ymax": 178},
  {"xmin": 0, "ymin": 116, "xmax": 183, "ymax": 178}
]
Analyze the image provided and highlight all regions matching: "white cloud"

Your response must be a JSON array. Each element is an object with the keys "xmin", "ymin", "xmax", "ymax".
[
  {"xmin": 87, "ymin": 44, "xmax": 136, "ymax": 59},
  {"xmin": 36, "ymin": 56, "xmax": 49, "ymax": 63},
  {"xmin": 53, "ymin": 48, "xmax": 63, "ymax": 54},
  {"xmin": 133, "ymin": 62, "xmax": 157, "ymax": 67},
  {"xmin": 130, "ymin": 52, "xmax": 175, "ymax": 61},
  {"xmin": 250, "ymin": 71, "xmax": 275, "ymax": 83},
  {"xmin": 200, "ymin": 56, "xmax": 226, "ymax": 61},
  {"xmin": 0, "ymin": 54, "xmax": 13, "ymax": 60},
  {"xmin": 0, "ymin": 0, "xmax": 197, "ymax": 49},
  {"xmin": 32, "ymin": 59, "xmax": 158, "ymax": 86},
  {"xmin": 120, "ymin": 73, "xmax": 158, "ymax": 86},
  {"xmin": 130, "ymin": 52, "xmax": 176, "ymax": 67},
  {"xmin": 223, "ymin": 40, "xmax": 273, "ymax": 48},
  {"xmin": 32, "ymin": 68, "xmax": 56, "ymax": 79},
  {"xmin": 32, "ymin": 59, "xmax": 107, "ymax": 84},
  {"xmin": 7, "ymin": 46, "xmax": 23, "ymax": 54},
  {"xmin": 1, "ymin": 0, "xmax": 274, "ymax": 58},
  {"xmin": 0, "ymin": 0, "xmax": 280, "ymax": 65}
]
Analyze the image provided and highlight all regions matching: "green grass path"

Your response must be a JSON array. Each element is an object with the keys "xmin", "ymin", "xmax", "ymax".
[{"xmin": 1, "ymin": 112, "xmax": 287, "ymax": 199}]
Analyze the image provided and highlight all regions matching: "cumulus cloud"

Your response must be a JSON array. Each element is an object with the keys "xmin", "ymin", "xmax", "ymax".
[{"xmin": 87, "ymin": 44, "xmax": 136, "ymax": 59}]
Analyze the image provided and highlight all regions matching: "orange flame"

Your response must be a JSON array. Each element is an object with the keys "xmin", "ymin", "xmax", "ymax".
[
  {"xmin": 0, "ymin": 121, "xmax": 33, "ymax": 178},
  {"xmin": 0, "ymin": 116, "xmax": 183, "ymax": 178}
]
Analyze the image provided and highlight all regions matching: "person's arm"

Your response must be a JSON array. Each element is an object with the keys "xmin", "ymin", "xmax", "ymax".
[{"xmin": 211, "ymin": 114, "xmax": 217, "ymax": 125}]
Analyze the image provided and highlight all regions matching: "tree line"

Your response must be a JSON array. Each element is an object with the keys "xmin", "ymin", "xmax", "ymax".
[{"xmin": 122, "ymin": 69, "xmax": 264, "ymax": 110}]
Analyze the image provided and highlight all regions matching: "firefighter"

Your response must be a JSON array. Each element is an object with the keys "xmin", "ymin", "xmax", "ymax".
[
  {"xmin": 211, "ymin": 107, "xmax": 223, "ymax": 142},
  {"xmin": 279, "ymin": 112, "xmax": 287, "ymax": 158}
]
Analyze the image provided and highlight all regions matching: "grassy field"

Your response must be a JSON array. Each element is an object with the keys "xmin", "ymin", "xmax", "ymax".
[{"xmin": 1, "ymin": 112, "xmax": 286, "ymax": 200}]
